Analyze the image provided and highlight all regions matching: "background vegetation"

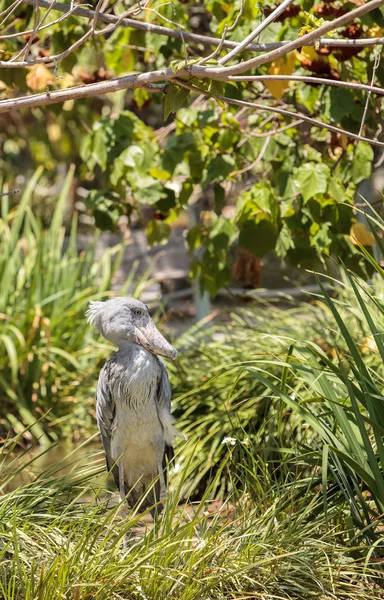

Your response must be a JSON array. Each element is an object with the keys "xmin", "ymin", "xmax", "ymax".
[{"xmin": 1, "ymin": 0, "xmax": 384, "ymax": 292}]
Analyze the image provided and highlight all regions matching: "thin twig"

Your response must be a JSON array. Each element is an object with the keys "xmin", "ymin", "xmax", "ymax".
[
  {"xmin": 11, "ymin": 0, "xmax": 40, "ymax": 62},
  {"xmin": 0, "ymin": 0, "xmax": 23, "ymax": 28},
  {"xmin": 0, "ymin": 0, "xmax": 21, "ymax": 19},
  {"xmin": 0, "ymin": 189, "xmax": 20, "ymax": 197},
  {"xmin": 358, "ymin": 51, "xmax": 381, "ymax": 137},
  {"xmin": 237, "ymin": 118, "xmax": 304, "ymax": 146},
  {"xmin": 229, "ymin": 74, "xmax": 384, "ymax": 97},
  {"xmin": 0, "ymin": 4, "xmax": 80, "ymax": 41},
  {"xmin": 229, "ymin": 136, "xmax": 271, "ymax": 177},
  {"xmin": 200, "ymin": 0, "xmax": 245, "ymax": 65},
  {"xmin": 218, "ymin": 95, "xmax": 384, "ymax": 148},
  {"xmin": 173, "ymin": 77, "xmax": 384, "ymax": 148},
  {"xmin": 0, "ymin": 27, "xmax": 94, "ymax": 68},
  {"xmin": 219, "ymin": 0, "xmax": 295, "ymax": 65}
]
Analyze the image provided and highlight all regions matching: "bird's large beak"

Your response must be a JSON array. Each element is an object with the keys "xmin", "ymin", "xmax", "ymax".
[{"xmin": 135, "ymin": 320, "xmax": 177, "ymax": 360}]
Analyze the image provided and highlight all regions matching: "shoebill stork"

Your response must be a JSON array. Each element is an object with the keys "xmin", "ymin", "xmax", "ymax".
[{"xmin": 87, "ymin": 297, "xmax": 184, "ymax": 513}]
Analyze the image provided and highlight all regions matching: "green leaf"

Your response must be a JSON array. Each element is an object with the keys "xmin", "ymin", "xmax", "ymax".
[
  {"xmin": 134, "ymin": 88, "xmax": 150, "ymax": 109},
  {"xmin": 351, "ymin": 142, "xmax": 374, "ymax": 184},
  {"xmin": 309, "ymin": 222, "xmax": 332, "ymax": 252},
  {"xmin": 237, "ymin": 181, "xmax": 280, "ymax": 228},
  {"xmin": 148, "ymin": 168, "xmax": 171, "ymax": 181},
  {"xmin": 239, "ymin": 220, "xmax": 278, "ymax": 258},
  {"xmin": 146, "ymin": 220, "xmax": 171, "ymax": 246},
  {"xmin": 156, "ymin": 188, "xmax": 176, "ymax": 213},
  {"xmin": 105, "ymin": 28, "xmax": 135, "ymax": 74},
  {"xmin": 295, "ymin": 162, "xmax": 330, "ymax": 202},
  {"xmin": 86, "ymin": 190, "xmax": 123, "ymax": 231},
  {"xmin": 119, "ymin": 145, "xmax": 145, "ymax": 169},
  {"xmin": 186, "ymin": 224, "xmax": 202, "ymax": 251},
  {"xmin": 214, "ymin": 183, "xmax": 225, "ymax": 215},
  {"xmin": 177, "ymin": 108, "xmax": 198, "ymax": 127},
  {"xmin": 209, "ymin": 80, "xmax": 224, "ymax": 97},
  {"xmin": 135, "ymin": 182, "xmax": 165, "ymax": 205},
  {"xmin": 201, "ymin": 155, "xmax": 235, "ymax": 188},
  {"xmin": 92, "ymin": 127, "xmax": 108, "ymax": 170},
  {"xmin": 164, "ymin": 84, "xmax": 190, "ymax": 119},
  {"xmin": 179, "ymin": 181, "xmax": 193, "ymax": 207},
  {"xmin": 276, "ymin": 223, "xmax": 294, "ymax": 257}
]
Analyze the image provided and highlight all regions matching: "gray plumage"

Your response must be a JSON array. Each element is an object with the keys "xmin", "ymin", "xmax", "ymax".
[{"xmin": 87, "ymin": 297, "xmax": 184, "ymax": 513}]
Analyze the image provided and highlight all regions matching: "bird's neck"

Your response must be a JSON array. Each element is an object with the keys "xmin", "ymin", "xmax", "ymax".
[
  {"xmin": 116, "ymin": 341, "xmax": 152, "ymax": 357},
  {"xmin": 116, "ymin": 340, "xmax": 138, "ymax": 352}
]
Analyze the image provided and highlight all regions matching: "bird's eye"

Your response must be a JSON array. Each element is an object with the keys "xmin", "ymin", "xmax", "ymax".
[{"xmin": 133, "ymin": 308, "xmax": 142, "ymax": 316}]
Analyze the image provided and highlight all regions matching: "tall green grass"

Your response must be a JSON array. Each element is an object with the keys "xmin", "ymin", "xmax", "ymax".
[
  {"xmin": 246, "ymin": 272, "xmax": 384, "ymax": 546},
  {"xmin": 167, "ymin": 226, "xmax": 384, "ymax": 546},
  {"xmin": 0, "ymin": 434, "xmax": 382, "ymax": 600},
  {"xmin": 0, "ymin": 168, "xmax": 151, "ymax": 443},
  {"xmin": 168, "ymin": 299, "xmax": 342, "ymax": 497}
]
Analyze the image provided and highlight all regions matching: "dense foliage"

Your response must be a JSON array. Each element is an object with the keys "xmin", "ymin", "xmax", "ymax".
[{"xmin": 1, "ymin": 0, "xmax": 383, "ymax": 293}]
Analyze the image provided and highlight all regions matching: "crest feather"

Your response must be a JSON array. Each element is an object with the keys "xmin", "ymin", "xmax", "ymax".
[{"xmin": 86, "ymin": 300, "xmax": 105, "ymax": 326}]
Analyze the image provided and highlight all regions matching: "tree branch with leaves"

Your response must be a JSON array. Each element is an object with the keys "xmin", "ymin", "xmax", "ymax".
[{"xmin": 1, "ymin": 0, "xmax": 384, "ymax": 293}]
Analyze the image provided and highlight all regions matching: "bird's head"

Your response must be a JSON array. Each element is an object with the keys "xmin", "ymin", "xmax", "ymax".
[{"xmin": 86, "ymin": 297, "xmax": 177, "ymax": 360}]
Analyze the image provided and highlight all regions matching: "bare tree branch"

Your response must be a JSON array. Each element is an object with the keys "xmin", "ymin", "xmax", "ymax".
[
  {"xmin": 198, "ymin": 0, "xmax": 244, "ymax": 66},
  {"xmin": 17, "ymin": 0, "xmax": 278, "ymax": 54},
  {"xmin": 0, "ymin": 3, "xmax": 80, "ymax": 42},
  {"xmin": 219, "ymin": 96, "xmax": 384, "ymax": 148},
  {"xmin": 3, "ymin": 64, "xmax": 384, "ymax": 115},
  {"xmin": 229, "ymin": 75, "xmax": 384, "ymax": 97},
  {"xmin": 187, "ymin": 0, "xmax": 384, "ymax": 77},
  {"xmin": 0, "ymin": 68, "xmax": 175, "ymax": 112},
  {"xmin": 15, "ymin": 0, "xmax": 384, "ymax": 56},
  {"xmin": 11, "ymin": 0, "xmax": 40, "ymax": 62}
]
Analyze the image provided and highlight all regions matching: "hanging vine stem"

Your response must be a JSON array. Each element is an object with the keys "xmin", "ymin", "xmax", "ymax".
[{"xmin": 358, "ymin": 51, "xmax": 381, "ymax": 138}]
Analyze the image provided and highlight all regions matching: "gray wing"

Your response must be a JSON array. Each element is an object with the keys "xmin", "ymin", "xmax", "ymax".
[
  {"xmin": 156, "ymin": 358, "xmax": 174, "ymax": 467},
  {"xmin": 156, "ymin": 357, "xmax": 172, "ymax": 414},
  {"xmin": 96, "ymin": 365, "xmax": 119, "ymax": 489}
]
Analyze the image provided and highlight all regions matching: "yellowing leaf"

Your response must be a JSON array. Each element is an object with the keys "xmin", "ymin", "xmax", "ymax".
[
  {"xmin": 296, "ymin": 45, "xmax": 318, "ymax": 62},
  {"xmin": 264, "ymin": 54, "xmax": 296, "ymax": 100},
  {"xmin": 367, "ymin": 25, "xmax": 383, "ymax": 38},
  {"xmin": 47, "ymin": 123, "xmax": 61, "ymax": 142},
  {"xmin": 148, "ymin": 168, "xmax": 171, "ymax": 181},
  {"xmin": 59, "ymin": 73, "xmax": 75, "ymax": 89},
  {"xmin": 361, "ymin": 336, "xmax": 378, "ymax": 353},
  {"xmin": 350, "ymin": 223, "xmax": 376, "ymax": 247},
  {"xmin": 340, "ymin": 133, "xmax": 348, "ymax": 150},
  {"xmin": 26, "ymin": 64, "xmax": 55, "ymax": 91}
]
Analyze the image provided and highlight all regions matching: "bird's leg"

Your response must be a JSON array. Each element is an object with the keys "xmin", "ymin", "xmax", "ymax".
[
  {"xmin": 118, "ymin": 460, "xmax": 126, "ymax": 502},
  {"xmin": 117, "ymin": 461, "xmax": 133, "ymax": 549},
  {"xmin": 150, "ymin": 459, "xmax": 167, "ymax": 523}
]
